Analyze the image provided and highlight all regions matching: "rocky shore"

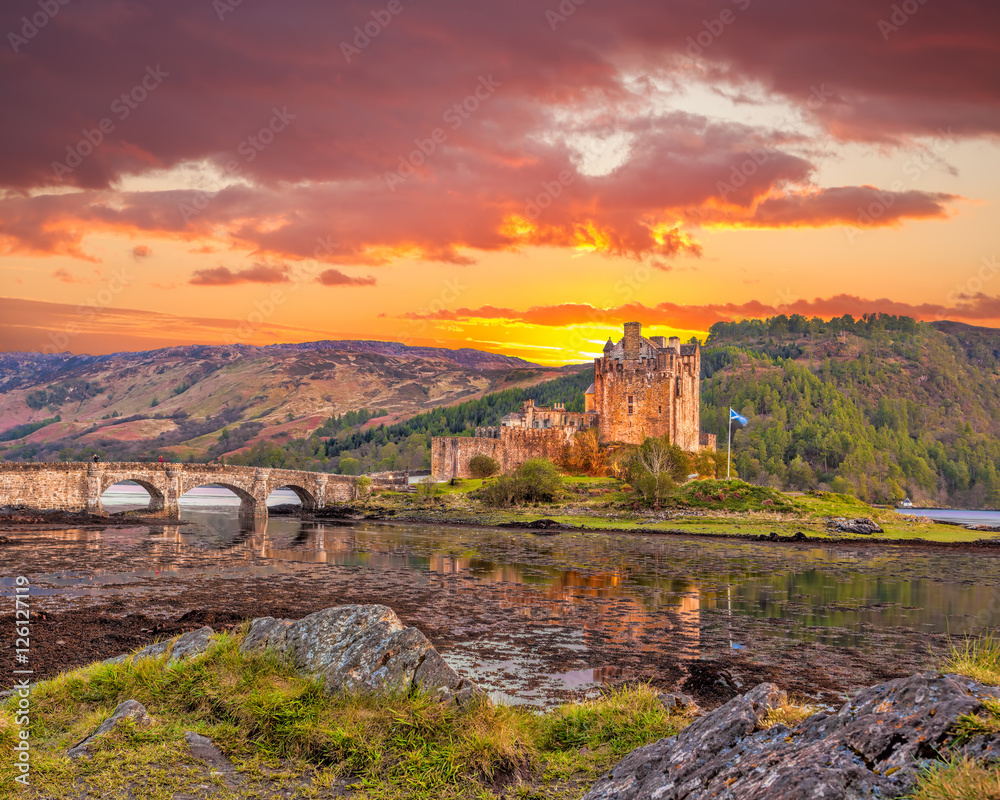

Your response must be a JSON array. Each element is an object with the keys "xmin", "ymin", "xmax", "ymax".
[
  {"xmin": 5, "ymin": 603, "xmax": 1000, "ymax": 798},
  {"xmin": 0, "ymin": 504, "xmax": 191, "ymax": 530},
  {"xmin": 587, "ymin": 671, "xmax": 1000, "ymax": 799}
]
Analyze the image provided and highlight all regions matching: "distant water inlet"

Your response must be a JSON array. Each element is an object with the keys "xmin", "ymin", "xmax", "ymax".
[{"xmin": 896, "ymin": 508, "xmax": 1000, "ymax": 527}]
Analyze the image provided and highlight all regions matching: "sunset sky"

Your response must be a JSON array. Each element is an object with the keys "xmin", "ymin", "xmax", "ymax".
[{"xmin": 1, "ymin": 0, "xmax": 998, "ymax": 365}]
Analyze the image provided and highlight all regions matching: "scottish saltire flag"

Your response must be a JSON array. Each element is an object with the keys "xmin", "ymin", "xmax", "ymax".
[{"xmin": 729, "ymin": 408, "xmax": 748, "ymax": 427}]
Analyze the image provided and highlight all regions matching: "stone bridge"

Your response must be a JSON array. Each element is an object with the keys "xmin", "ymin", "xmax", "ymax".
[{"xmin": 0, "ymin": 462, "xmax": 408, "ymax": 518}]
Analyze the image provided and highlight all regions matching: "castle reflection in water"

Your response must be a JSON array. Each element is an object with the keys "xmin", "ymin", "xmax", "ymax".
[{"xmin": 43, "ymin": 520, "xmax": 707, "ymax": 661}]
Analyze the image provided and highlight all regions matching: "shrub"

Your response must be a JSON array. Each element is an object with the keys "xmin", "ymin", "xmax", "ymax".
[
  {"xmin": 351, "ymin": 475, "xmax": 372, "ymax": 501},
  {"xmin": 416, "ymin": 476, "xmax": 439, "ymax": 501},
  {"xmin": 560, "ymin": 428, "xmax": 608, "ymax": 476},
  {"xmin": 671, "ymin": 478, "xmax": 795, "ymax": 512},
  {"xmin": 479, "ymin": 475, "xmax": 518, "ymax": 508},
  {"xmin": 339, "ymin": 456, "xmax": 361, "ymax": 475},
  {"xmin": 622, "ymin": 436, "xmax": 691, "ymax": 508},
  {"xmin": 829, "ymin": 476, "xmax": 856, "ymax": 496},
  {"xmin": 468, "ymin": 454, "xmax": 500, "ymax": 478},
  {"xmin": 478, "ymin": 458, "xmax": 564, "ymax": 508},
  {"xmin": 512, "ymin": 458, "xmax": 563, "ymax": 503}
]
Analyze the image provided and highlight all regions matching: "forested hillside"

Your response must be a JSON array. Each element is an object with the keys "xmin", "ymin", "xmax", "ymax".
[
  {"xmin": 702, "ymin": 315, "xmax": 1000, "ymax": 506},
  {"xmin": 0, "ymin": 342, "xmax": 558, "ymax": 464}
]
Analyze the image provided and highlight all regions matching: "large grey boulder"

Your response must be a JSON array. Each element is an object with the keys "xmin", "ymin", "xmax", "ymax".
[
  {"xmin": 67, "ymin": 700, "xmax": 150, "ymax": 759},
  {"xmin": 105, "ymin": 626, "xmax": 214, "ymax": 665},
  {"xmin": 584, "ymin": 672, "xmax": 1000, "ymax": 800},
  {"xmin": 240, "ymin": 605, "xmax": 478, "ymax": 704},
  {"xmin": 826, "ymin": 517, "xmax": 884, "ymax": 535}
]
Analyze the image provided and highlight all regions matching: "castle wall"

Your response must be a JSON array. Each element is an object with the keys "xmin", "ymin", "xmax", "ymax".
[
  {"xmin": 431, "ymin": 436, "xmax": 505, "ymax": 481},
  {"xmin": 431, "ymin": 427, "xmax": 571, "ymax": 480},
  {"xmin": 497, "ymin": 428, "xmax": 571, "ymax": 472}
]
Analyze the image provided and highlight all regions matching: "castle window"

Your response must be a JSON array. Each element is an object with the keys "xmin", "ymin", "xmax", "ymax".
[
  {"xmin": 627, "ymin": 395, "xmax": 634, "ymax": 415},
  {"xmin": 658, "ymin": 405, "xmax": 662, "ymax": 415},
  {"xmin": 676, "ymin": 380, "xmax": 682, "ymax": 398}
]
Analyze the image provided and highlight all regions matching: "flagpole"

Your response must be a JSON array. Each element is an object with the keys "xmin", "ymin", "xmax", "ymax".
[{"xmin": 727, "ymin": 409, "xmax": 732, "ymax": 480}]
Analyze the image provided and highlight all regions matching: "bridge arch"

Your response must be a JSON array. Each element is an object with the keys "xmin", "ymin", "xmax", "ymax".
[
  {"xmin": 100, "ymin": 478, "xmax": 166, "ymax": 513},
  {"xmin": 0, "ymin": 462, "xmax": 392, "ymax": 519},
  {"xmin": 267, "ymin": 483, "xmax": 318, "ymax": 510},
  {"xmin": 179, "ymin": 481, "xmax": 262, "ymax": 517}
]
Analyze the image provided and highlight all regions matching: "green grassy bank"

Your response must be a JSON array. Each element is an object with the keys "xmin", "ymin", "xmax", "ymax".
[
  {"xmin": 0, "ymin": 630, "xmax": 689, "ymax": 800},
  {"xmin": 344, "ymin": 477, "xmax": 990, "ymax": 545},
  {"xmin": 6, "ymin": 631, "xmax": 1000, "ymax": 797}
]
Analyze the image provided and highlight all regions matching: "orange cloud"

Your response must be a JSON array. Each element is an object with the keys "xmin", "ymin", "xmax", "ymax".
[
  {"xmin": 317, "ymin": 269, "xmax": 376, "ymax": 287},
  {"xmin": 400, "ymin": 293, "xmax": 1000, "ymax": 332},
  {"xmin": 189, "ymin": 263, "xmax": 290, "ymax": 285}
]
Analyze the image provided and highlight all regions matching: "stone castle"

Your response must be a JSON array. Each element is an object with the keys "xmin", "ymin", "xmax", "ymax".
[{"xmin": 431, "ymin": 322, "xmax": 716, "ymax": 480}]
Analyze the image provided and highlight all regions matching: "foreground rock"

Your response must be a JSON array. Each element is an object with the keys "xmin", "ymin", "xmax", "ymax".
[
  {"xmin": 240, "ymin": 604, "xmax": 478, "ymax": 704},
  {"xmin": 106, "ymin": 626, "xmax": 214, "ymax": 665},
  {"xmin": 826, "ymin": 517, "xmax": 884, "ymax": 535},
  {"xmin": 184, "ymin": 731, "xmax": 239, "ymax": 787},
  {"xmin": 585, "ymin": 672, "xmax": 1000, "ymax": 799},
  {"xmin": 67, "ymin": 700, "xmax": 150, "ymax": 759}
]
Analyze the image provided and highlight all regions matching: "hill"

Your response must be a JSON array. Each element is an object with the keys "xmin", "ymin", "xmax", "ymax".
[
  {"xmin": 702, "ymin": 314, "xmax": 1000, "ymax": 506},
  {"xmin": 0, "ymin": 341, "xmax": 556, "ymax": 463},
  {"xmin": 229, "ymin": 367, "xmax": 594, "ymax": 473}
]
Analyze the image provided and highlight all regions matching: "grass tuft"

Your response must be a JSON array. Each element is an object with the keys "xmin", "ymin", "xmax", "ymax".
[
  {"xmin": 944, "ymin": 635, "xmax": 1000, "ymax": 685},
  {"xmin": 7, "ymin": 635, "xmax": 691, "ymax": 799},
  {"xmin": 909, "ymin": 757, "xmax": 1000, "ymax": 800},
  {"xmin": 540, "ymin": 685, "xmax": 685, "ymax": 758},
  {"xmin": 757, "ymin": 698, "xmax": 818, "ymax": 731},
  {"xmin": 951, "ymin": 698, "xmax": 1000, "ymax": 743}
]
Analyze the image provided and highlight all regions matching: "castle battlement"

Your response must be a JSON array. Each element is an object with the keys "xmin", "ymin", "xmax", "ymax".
[
  {"xmin": 431, "ymin": 321, "xmax": 713, "ymax": 479},
  {"xmin": 593, "ymin": 321, "xmax": 702, "ymax": 449}
]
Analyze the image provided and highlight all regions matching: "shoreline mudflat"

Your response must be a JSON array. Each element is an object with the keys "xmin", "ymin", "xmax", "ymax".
[{"xmin": 282, "ymin": 506, "xmax": 1000, "ymax": 550}]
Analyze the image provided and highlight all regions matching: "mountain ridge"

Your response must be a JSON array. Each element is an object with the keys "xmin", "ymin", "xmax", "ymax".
[{"xmin": 0, "ymin": 340, "xmax": 556, "ymax": 462}]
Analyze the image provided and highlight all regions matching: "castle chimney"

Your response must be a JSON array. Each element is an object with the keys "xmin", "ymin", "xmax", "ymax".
[
  {"xmin": 624, "ymin": 321, "xmax": 641, "ymax": 360},
  {"xmin": 668, "ymin": 335, "xmax": 681, "ymax": 353}
]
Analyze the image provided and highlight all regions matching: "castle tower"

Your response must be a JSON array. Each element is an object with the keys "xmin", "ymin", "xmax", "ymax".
[
  {"xmin": 593, "ymin": 322, "xmax": 702, "ymax": 449},
  {"xmin": 623, "ymin": 321, "xmax": 642, "ymax": 360}
]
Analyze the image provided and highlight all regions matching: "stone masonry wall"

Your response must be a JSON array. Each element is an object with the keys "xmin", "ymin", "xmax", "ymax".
[
  {"xmin": 0, "ymin": 462, "xmax": 90, "ymax": 511},
  {"xmin": 431, "ymin": 428, "xmax": 570, "ymax": 480},
  {"xmin": 594, "ymin": 347, "xmax": 702, "ymax": 449},
  {"xmin": 431, "ymin": 436, "xmax": 504, "ymax": 481}
]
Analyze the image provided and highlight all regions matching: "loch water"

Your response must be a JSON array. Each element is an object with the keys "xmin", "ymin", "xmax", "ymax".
[{"xmin": 4, "ymin": 485, "xmax": 999, "ymax": 706}]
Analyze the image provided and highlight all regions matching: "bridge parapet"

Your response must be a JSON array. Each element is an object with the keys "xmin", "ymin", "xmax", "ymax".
[{"xmin": 0, "ymin": 463, "xmax": 405, "ymax": 518}]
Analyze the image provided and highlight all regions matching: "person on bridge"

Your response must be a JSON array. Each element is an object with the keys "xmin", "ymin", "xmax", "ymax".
[
  {"xmin": 158, "ymin": 456, "xmax": 164, "ymax": 463},
  {"xmin": 92, "ymin": 454, "xmax": 100, "ymax": 463}
]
